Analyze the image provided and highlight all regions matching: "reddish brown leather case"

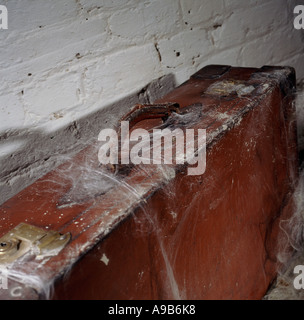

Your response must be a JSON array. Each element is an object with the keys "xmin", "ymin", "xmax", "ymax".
[{"xmin": 0, "ymin": 65, "xmax": 298, "ymax": 300}]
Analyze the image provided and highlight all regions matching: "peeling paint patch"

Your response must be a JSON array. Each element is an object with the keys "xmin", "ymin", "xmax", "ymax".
[
  {"xmin": 205, "ymin": 80, "xmax": 256, "ymax": 97},
  {"xmin": 170, "ymin": 211, "xmax": 177, "ymax": 219},
  {"xmin": 100, "ymin": 253, "xmax": 109, "ymax": 266}
]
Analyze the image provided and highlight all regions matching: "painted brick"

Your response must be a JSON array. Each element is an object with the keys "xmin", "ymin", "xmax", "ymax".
[
  {"xmin": 83, "ymin": 43, "xmax": 162, "ymax": 103},
  {"xmin": 108, "ymin": 0, "xmax": 182, "ymax": 41},
  {"xmin": 180, "ymin": 0, "xmax": 224, "ymax": 26},
  {"xmin": 210, "ymin": 1, "xmax": 289, "ymax": 50},
  {"xmin": 0, "ymin": 17, "xmax": 108, "ymax": 71},
  {"xmin": 2, "ymin": 0, "xmax": 79, "ymax": 33},
  {"xmin": 157, "ymin": 27, "xmax": 211, "ymax": 83},
  {"xmin": 21, "ymin": 72, "xmax": 82, "ymax": 120}
]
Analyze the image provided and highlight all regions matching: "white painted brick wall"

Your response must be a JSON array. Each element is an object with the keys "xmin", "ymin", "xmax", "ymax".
[{"xmin": 0, "ymin": 0, "xmax": 303, "ymax": 204}]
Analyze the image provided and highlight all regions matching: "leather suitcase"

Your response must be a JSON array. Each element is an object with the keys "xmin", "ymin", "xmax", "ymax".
[{"xmin": 0, "ymin": 65, "xmax": 298, "ymax": 300}]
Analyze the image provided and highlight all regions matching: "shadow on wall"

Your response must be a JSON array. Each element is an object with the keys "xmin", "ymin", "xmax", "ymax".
[{"xmin": 0, "ymin": 73, "xmax": 177, "ymax": 205}]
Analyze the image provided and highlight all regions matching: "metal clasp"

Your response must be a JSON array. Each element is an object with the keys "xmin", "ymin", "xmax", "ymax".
[{"xmin": 0, "ymin": 223, "xmax": 71, "ymax": 265}]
